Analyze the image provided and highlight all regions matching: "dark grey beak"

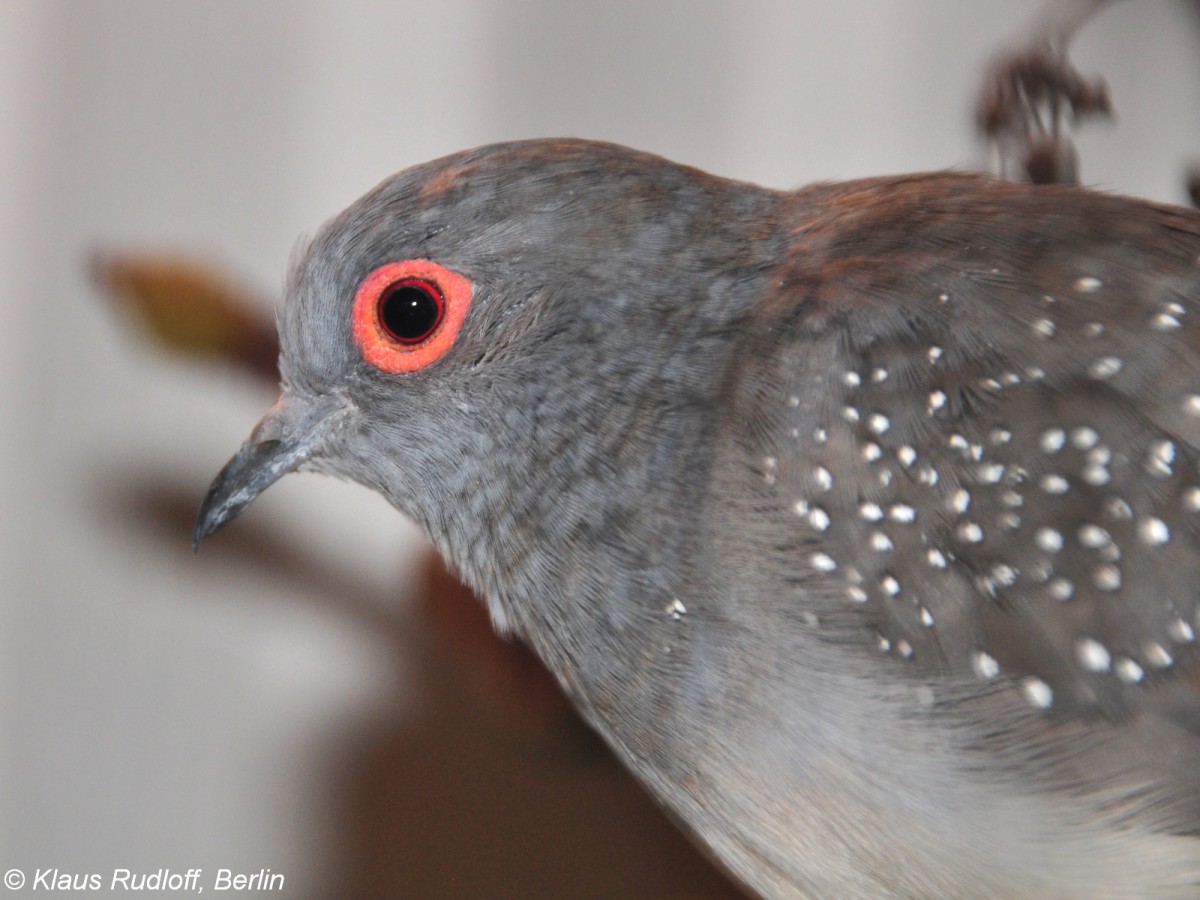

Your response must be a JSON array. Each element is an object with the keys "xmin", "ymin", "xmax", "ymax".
[{"xmin": 193, "ymin": 393, "xmax": 345, "ymax": 550}]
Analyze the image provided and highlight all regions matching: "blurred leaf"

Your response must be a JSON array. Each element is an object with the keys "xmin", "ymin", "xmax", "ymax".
[{"xmin": 91, "ymin": 251, "xmax": 280, "ymax": 381}]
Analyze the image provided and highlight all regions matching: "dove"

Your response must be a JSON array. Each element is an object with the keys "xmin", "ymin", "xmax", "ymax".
[{"xmin": 197, "ymin": 139, "xmax": 1200, "ymax": 897}]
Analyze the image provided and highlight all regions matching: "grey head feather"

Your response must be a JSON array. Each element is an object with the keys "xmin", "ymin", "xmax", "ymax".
[{"xmin": 277, "ymin": 139, "xmax": 787, "ymax": 643}]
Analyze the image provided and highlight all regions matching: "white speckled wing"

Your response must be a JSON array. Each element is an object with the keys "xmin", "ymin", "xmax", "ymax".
[{"xmin": 726, "ymin": 175, "xmax": 1200, "ymax": 727}]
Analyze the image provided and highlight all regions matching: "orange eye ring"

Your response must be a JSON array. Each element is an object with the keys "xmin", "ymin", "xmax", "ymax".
[{"xmin": 351, "ymin": 259, "xmax": 473, "ymax": 373}]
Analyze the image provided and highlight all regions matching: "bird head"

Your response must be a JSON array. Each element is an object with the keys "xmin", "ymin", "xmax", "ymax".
[{"xmin": 194, "ymin": 139, "xmax": 782, "ymax": 633}]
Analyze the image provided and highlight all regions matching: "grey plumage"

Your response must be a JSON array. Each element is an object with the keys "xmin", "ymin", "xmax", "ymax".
[{"xmin": 197, "ymin": 139, "xmax": 1200, "ymax": 898}]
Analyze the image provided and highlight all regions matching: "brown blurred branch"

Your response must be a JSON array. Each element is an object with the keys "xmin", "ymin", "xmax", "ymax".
[{"xmin": 91, "ymin": 251, "xmax": 280, "ymax": 381}]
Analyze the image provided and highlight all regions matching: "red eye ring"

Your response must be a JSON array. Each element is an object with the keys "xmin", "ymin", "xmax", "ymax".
[{"xmin": 351, "ymin": 259, "xmax": 473, "ymax": 373}]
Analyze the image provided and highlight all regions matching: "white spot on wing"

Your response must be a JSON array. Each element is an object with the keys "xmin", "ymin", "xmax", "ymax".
[
  {"xmin": 1048, "ymin": 578, "xmax": 1074, "ymax": 601},
  {"xmin": 1088, "ymin": 357, "xmax": 1123, "ymax": 380},
  {"xmin": 860, "ymin": 502, "xmax": 883, "ymax": 521},
  {"xmin": 991, "ymin": 564, "xmax": 1017, "ymax": 586},
  {"xmin": 1070, "ymin": 427, "xmax": 1098, "ymax": 450},
  {"xmin": 1147, "ymin": 440, "xmax": 1176, "ymax": 477},
  {"xmin": 1076, "ymin": 637, "xmax": 1112, "ymax": 671},
  {"xmin": 1078, "ymin": 524, "xmax": 1111, "ymax": 549},
  {"xmin": 1145, "ymin": 642, "xmax": 1174, "ymax": 668},
  {"xmin": 1093, "ymin": 564, "xmax": 1122, "ymax": 592},
  {"xmin": 1021, "ymin": 677, "xmax": 1054, "ymax": 709},
  {"xmin": 811, "ymin": 552, "xmax": 837, "ymax": 573},
  {"xmin": 763, "ymin": 457, "xmax": 777, "ymax": 485},
  {"xmin": 1040, "ymin": 429, "xmax": 1066, "ymax": 453},
  {"xmin": 1036, "ymin": 528, "xmax": 1063, "ymax": 553},
  {"xmin": 977, "ymin": 462, "xmax": 1005, "ymax": 484},
  {"xmin": 1138, "ymin": 517, "xmax": 1170, "ymax": 546},
  {"xmin": 1040, "ymin": 474, "xmax": 1070, "ymax": 495},
  {"xmin": 814, "ymin": 466, "xmax": 833, "ymax": 492},
  {"xmin": 957, "ymin": 522, "xmax": 984, "ymax": 543},
  {"xmin": 1115, "ymin": 657, "xmax": 1145, "ymax": 684},
  {"xmin": 1105, "ymin": 497, "xmax": 1134, "ymax": 520},
  {"xmin": 1152, "ymin": 312, "xmax": 1181, "ymax": 331},
  {"xmin": 1168, "ymin": 618, "xmax": 1195, "ymax": 643},
  {"xmin": 973, "ymin": 651, "xmax": 1000, "ymax": 679}
]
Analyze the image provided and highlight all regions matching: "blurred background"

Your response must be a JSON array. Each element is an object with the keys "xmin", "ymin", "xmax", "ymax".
[{"xmin": 4, "ymin": 2, "xmax": 1200, "ymax": 897}]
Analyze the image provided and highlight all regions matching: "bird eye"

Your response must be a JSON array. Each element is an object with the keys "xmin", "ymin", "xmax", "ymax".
[
  {"xmin": 351, "ymin": 259, "xmax": 473, "ymax": 373},
  {"xmin": 378, "ymin": 279, "xmax": 444, "ymax": 344}
]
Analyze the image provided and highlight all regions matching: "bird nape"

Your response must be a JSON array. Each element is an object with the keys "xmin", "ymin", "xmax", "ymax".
[{"xmin": 196, "ymin": 139, "xmax": 1200, "ymax": 898}]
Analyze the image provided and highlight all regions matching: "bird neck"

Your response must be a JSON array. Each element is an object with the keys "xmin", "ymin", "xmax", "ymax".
[
  {"xmin": 447, "ymin": 350, "xmax": 722, "ymax": 699},
  {"xmin": 430, "ymin": 178, "xmax": 791, "ymax": 707}
]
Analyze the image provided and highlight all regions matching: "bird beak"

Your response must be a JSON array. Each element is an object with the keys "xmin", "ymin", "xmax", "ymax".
[{"xmin": 193, "ymin": 392, "xmax": 344, "ymax": 550}]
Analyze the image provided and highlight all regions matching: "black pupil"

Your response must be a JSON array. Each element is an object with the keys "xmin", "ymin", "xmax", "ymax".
[{"xmin": 378, "ymin": 281, "xmax": 443, "ymax": 344}]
